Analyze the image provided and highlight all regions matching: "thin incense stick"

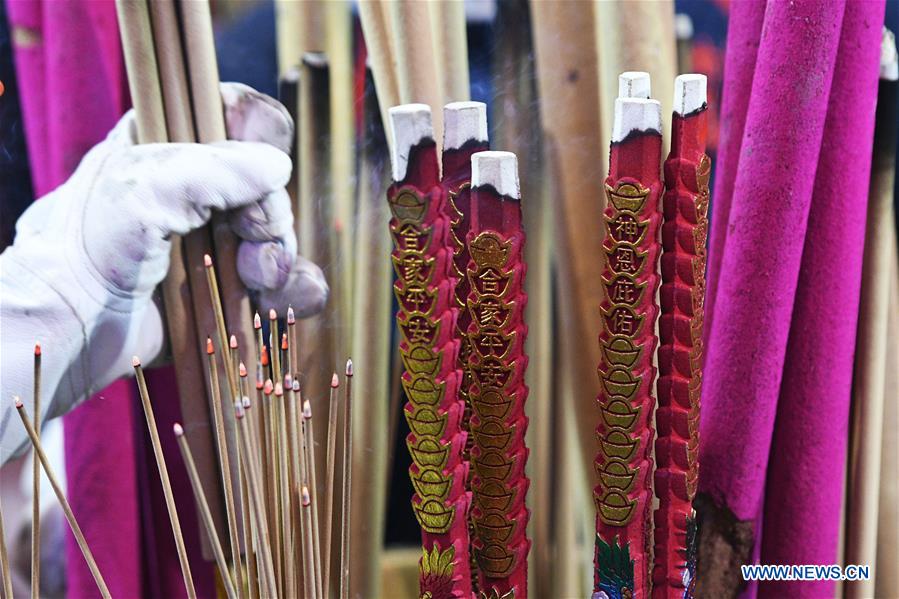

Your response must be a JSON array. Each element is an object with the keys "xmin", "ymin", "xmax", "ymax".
[
  {"xmin": 174, "ymin": 423, "xmax": 239, "ymax": 599},
  {"xmin": 263, "ymin": 379, "xmax": 283, "ymax": 595},
  {"xmin": 234, "ymin": 403, "xmax": 278, "ymax": 598},
  {"xmin": 340, "ymin": 359, "xmax": 354, "ymax": 599},
  {"xmin": 275, "ymin": 383, "xmax": 295, "ymax": 598},
  {"xmin": 270, "ymin": 309, "xmax": 282, "ymax": 385},
  {"xmin": 304, "ymin": 400, "xmax": 323, "ymax": 598},
  {"xmin": 32, "ymin": 343, "xmax": 41, "ymax": 599},
  {"xmin": 132, "ymin": 357, "xmax": 197, "ymax": 599},
  {"xmin": 205, "ymin": 255, "xmax": 241, "ymax": 403},
  {"xmin": 323, "ymin": 373, "xmax": 340, "ymax": 599},
  {"xmin": 287, "ymin": 307, "xmax": 298, "ymax": 378},
  {"xmin": 293, "ymin": 381, "xmax": 312, "ymax": 598},
  {"xmin": 15, "ymin": 398, "xmax": 111, "ymax": 599},
  {"xmin": 301, "ymin": 486, "xmax": 316, "ymax": 599},
  {"xmin": 0, "ymin": 493, "xmax": 13, "ymax": 599},
  {"xmin": 206, "ymin": 338, "xmax": 243, "ymax": 591},
  {"xmin": 237, "ymin": 370, "xmax": 260, "ymax": 599}
]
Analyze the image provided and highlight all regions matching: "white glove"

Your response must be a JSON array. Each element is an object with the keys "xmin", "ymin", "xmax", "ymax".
[{"xmin": 0, "ymin": 83, "xmax": 327, "ymax": 459}]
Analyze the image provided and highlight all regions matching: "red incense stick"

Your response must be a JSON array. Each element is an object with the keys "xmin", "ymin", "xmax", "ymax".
[
  {"xmin": 387, "ymin": 104, "xmax": 472, "ymax": 598},
  {"xmin": 652, "ymin": 75, "xmax": 709, "ymax": 599},
  {"xmin": 441, "ymin": 101, "xmax": 490, "ymax": 592},
  {"xmin": 594, "ymin": 94, "xmax": 663, "ymax": 599},
  {"xmin": 466, "ymin": 151, "xmax": 531, "ymax": 597}
]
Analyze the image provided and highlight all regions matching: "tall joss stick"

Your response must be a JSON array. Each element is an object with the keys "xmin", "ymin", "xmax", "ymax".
[
  {"xmin": 466, "ymin": 151, "xmax": 531, "ymax": 597},
  {"xmin": 594, "ymin": 94, "xmax": 663, "ymax": 599},
  {"xmin": 340, "ymin": 359, "xmax": 354, "ymax": 599},
  {"xmin": 652, "ymin": 75, "xmax": 709, "ymax": 598},
  {"xmin": 0, "ymin": 493, "xmax": 12, "ymax": 599},
  {"xmin": 387, "ymin": 104, "xmax": 472, "ymax": 597},
  {"xmin": 323, "ymin": 373, "xmax": 340, "ymax": 599},
  {"xmin": 132, "ymin": 357, "xmax": 197, "ymax": 598},
  {"xmin": 303, "ymin": 400, "xmax": 324, "ymax": 597},
  {"xmin": 441, "ymin": 101, "xmax": 489, "ymax": 592},
  {"xmin": 15, "ymin": 399, "xmax": 111, "ymax": 599}
]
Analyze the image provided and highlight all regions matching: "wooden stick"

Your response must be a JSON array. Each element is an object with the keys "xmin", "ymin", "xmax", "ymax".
[
  {"xmin": 349, "ymin": 68, "xmax": 394, "ymax": 599},
  {"xmin": 358, "ymin": 0, "xmax": 400, "ymax": 150},
  {"xmin": 205, "ymin": 255, "xmax": 241, "ymax": 404},
  {"xmin": 270, "ymin": 309, "xmax": 282, "ymax": 385},
  {"xmin": 340, "ymin": 359, "xmax": 354, "ymax": 599},
  {"xmin": 206, "ymin": 339, "xmax": 243, "ymax": 592},
  {"xmin": 237, "ymin": 369, "xmax": 260, "ymax": 599},
  {"xmin": 174, "ymin": 423, "xmax": 239, "ymax": 599},
  {"xmin": 304, "ymin": 400, "xmax": 324, "ymax": 598},
  {"xmin": 133, "ymin": 357, "xmax": 197, "ymax": 598},
  {"xmin": 287, "ymin": 307, "xmax": 298, "ymax": 378},
  {"xmin": 292, "ymin": 380, "xmax": 312, "ymax": 598},
  {"xmin": 31, "ymin": 343, "xmax": 41, "ymax": 599},
  {"xmin": 263, "ymin": 379, "xmax": 283, "ymax": 595},
  {"xmin": 388, "ymin": 0, "xmax": 444, "ymax": 142},
  {"xmin": 15, "ymin": 398, "xmax": 111, "ymax": 599},
  {"xmin": 429, "ymin": 0, "xmax": 470, "ymax": 104},
  {"xmin": 0, "ymin": 493, "xmax": 13, "ymax": 599},
  {"xmin": 323, "ymin": 373, "xmax": 340, "ymax": 599}
]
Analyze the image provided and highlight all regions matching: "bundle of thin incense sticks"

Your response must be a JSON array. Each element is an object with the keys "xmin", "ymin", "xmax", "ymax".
[
  {"xmin": 593, "ymin": 72, "xmax": 711, "ymax": 599},
  {"xmin": 387, "ymin": 101, "xmax": 531, "ymax": 599},
  {"xmin": 3, "ymin": 256, "xmax": 355, "ymax": 599}
]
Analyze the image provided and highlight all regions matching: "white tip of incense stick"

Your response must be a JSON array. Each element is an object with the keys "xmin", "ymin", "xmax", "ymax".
[
  {"xmin": 284, "ymin": 374, "xmax": 293, "ymax": 389},
  {"xmin": 203, "ymin": 254, "xmax": 213, "ymax": 268},
  {"xmin": 443, "ymin": 102, "xmax": 488, "ymax": 151},
  {"xmin": 674, "ymin": 74, "xmax": 707, "ymax": 116},
  {"xmin": 239, "ymin": 363, "xmax": 248, "ymax": 378},
  {"xmin": 229, "ymin": 335, "xmax": 238, "ymax": 349},
  {"xmin": 472, "ymin": 151, "xmax": 520, "ymax": 200},
  {"xmin": 618, "ymin": 72, "xmax": 651, "ymax": 99},
  {"xmin": 331, "ymin": 373, "xmax": 339, "ymax": 388},
  {"xmin": 234, "ymin": 402, "xmax": 245, "ymax": 419},
  {"xmin": 254, "ymin": 312, "xmax": 261, "ymax": 329},
  {"xmin": 274, "ymin": 383, "xmax": 284, "ymax": 397},
  {"xmin": 242, "ymin": 396, "xmax": 251, "ymax": 409},
  {"xmin": 132, "ymin": 356, "xmax": 141, "ymax": 368},
  {"xmin": 882, "ymin": 27, "xmax": 898, "ymax": 81},
  {"xmin": 388, "ymin": 104, "xmax": 433, "ymax": 182},
  {"xmin": 268, "ymin": 308, "xmax": 277, "ymax": 321},
  {"xmin": 173, "ymin": 423, "xmax": 184, "ymax": 437},
  {"xmin": 264, "ymin": 379, "xmax": 273, "ymax": 394},
  {"xmin": 292, "ymin": 379, "xmax": 300, "ymax": 392},
  {"xmin": 301, "ymin": 486, "xmax": 311, "ymax": 506},
  {"xmin": 612, "ymin": 98, "xmax": 662, "ymax": 143},
  {"xmin": 303, "ymin": 400, "xmax": 312, "ymax": 419},
  {"xmin": 675, "ymin": 13, "xmax": 694, "ymax": 41},
  {"xmin": 14, "ymin": 396, "xmax": 23, "ymax": 409},
  {"xmin": 287, "ymin": 305, "xmax": 296, "ymax": 324},
  {"xmin": 34, "ymin": 343, "xmax": 41, "ymax": 356},
  {"xmin": 346, "ymin": 359, "xmax": 354, "ymax": 377}
]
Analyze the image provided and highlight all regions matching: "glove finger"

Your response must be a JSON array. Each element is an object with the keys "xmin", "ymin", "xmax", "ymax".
[
  {"xmin": 237, "ymin": 235, "xmax": 298, "ymax": 291},
  {"xmin": 229, "ymin": 188, "xmax": 294, "ymax": 242},
  {"xmin": 256, "ymin": 254, "xmax": 329, "ymax": 318},
  {"xmin": 105, "ymin": 109, "xmax": 140, "ymax": 147},
  {"xmin": 135, "ymin": 140, "xmax": 292, "ymax": 235},
  {"xmin": 221, "ymin": 82, "xmax": 293, "ymax": 154}
]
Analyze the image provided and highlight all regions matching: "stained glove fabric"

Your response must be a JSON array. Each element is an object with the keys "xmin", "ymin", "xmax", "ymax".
[{"xmin": 0, "ymin": 83, "xmax": 327, "ymax": 458}]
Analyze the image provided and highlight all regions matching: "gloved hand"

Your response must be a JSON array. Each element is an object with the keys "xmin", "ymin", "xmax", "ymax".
[{"xmin": 0, "ymin": 83, "xmax": 327, "ymax": 457}]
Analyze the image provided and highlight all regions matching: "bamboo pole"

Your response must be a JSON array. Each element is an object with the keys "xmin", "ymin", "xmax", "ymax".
[
  {"xmin": 429, "ymin": 0, "xmax": 470, "ymax": 104},
  {"xmin": 530, "ymin": 3, "xmax": 604, "ymax": 593},
  {"xmin": 120, "ymin": 0, "xmax": 226, "ymax": 559},
  {"xmin": 358, "ymin": 0, "xmax": 401, "ymax": 150},
  {"xmin": 348, "ymin": 69, "xmax": 393, "ymax": 599},
  {"xmin": 387, "ymin": 0, "xmax": 444, "ymax": 142},
  {"xmin": 31, "ymin": 344, "xmax": 41, "ymax": 599}
]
